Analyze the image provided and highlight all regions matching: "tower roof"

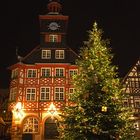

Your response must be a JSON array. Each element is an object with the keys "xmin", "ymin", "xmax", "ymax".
[
  {"xmin": 47, "ymin": 0, "xmax": 62, "ymax": 15},
  {"xmin": 21, "ymin": 46, "xmax": 78, "ymax": 65}
]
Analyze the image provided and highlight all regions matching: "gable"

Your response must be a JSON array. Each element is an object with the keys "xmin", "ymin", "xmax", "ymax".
[{"xmin": 123, "ymin": 58, "xmax": 140, "ymax": 95}]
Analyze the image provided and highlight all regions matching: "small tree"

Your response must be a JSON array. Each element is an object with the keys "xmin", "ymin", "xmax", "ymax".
[{"xmin": 59, "ymin": 22, "xmax": 138, "ymax": 140}]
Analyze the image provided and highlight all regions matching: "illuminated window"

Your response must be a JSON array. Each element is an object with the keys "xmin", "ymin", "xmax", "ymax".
[
  {"xmin": 55, "ymin": 68, "xmax": 64, "ymax": 77},
  {"xmin": 40, "ymin": 87, "xmax": 50, "ymax": 101},
  {"xmin": 134, "ymin": 96, "xmax": 140, "ymax": 108},
  {"xmin": 26, "ymin": 88, "xmax": 36, "ymax": 101},
  {"xmin": 49, "ymin": 34, "xmax": 58, "ymax": 42},
  {"xmin": 69, "ymin": 69, "xmax": 78, "ymax": 77},
  {"xmin": 54, "ymin": 87, "xmax": 64, "ymax": 100},
  {"xmin": 9, "ymin": 87, "xmax": 17, "ymax": 101},
  {"xmin": 134, "ymin": 121, "xmax": 139, "ymax": 130},
  {"xmin": 23, "ymin": 117, "xmax": 39, "ymax": 133},
  {"xmin": 55, "ymin": 50, "xmax": 64, "ymax": 59},
  {"xmin": 27, "ymin": 69, "xmax": 37, "ymax": 78},
  {"xmin": 42, "ymin": 50, "xmax": 51, "ymax": 59},
  {"xmin": 11, "ymin": 68, "xmax": 18, "ymax": 79},
  {"xmin": 41, "ymin": 68, "xmax": 51, "ymax": 77}
]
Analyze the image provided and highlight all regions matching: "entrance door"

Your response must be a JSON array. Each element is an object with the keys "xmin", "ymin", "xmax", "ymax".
[
  {"xmin": 44, "ymin": 117, "xmax": 59, "ymax": 139},
  {"xmin": 22, "ymin": 134, "xmax": 33, "ymax": 140}
]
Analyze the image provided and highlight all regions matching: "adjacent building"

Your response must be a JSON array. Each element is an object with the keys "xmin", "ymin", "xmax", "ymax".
[
  {"xmin": 8, "ymin": 0, "xmax": 78, "ymax": 140},
  {"xmin": 122, "ymin": 58, "xmax": 140, "ymax": 136}
]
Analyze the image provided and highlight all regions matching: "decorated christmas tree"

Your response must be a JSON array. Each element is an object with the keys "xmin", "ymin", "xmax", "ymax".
[{"xmin": 59, "ymin": 22, "xmax": 138, "ymax": 140}]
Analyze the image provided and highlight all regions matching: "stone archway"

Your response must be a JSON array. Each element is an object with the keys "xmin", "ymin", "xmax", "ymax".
[{"xmin": 44, "ymin": 117, "xmax": 59, "ymax": 140}]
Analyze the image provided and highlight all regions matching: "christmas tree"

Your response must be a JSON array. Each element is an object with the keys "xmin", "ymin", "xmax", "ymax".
[{"xmin": 59, "ymin": 22, "xmax": 138, "ymax": 140}]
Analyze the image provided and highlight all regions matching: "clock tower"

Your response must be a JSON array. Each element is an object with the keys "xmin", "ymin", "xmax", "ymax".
[
  {"xmin": 39, "ymin": 0, "xmax": 68, "ymax": 47},
  {"xmin": 8, "ymin": 0, "xmax": 78, "ymax": 140}
]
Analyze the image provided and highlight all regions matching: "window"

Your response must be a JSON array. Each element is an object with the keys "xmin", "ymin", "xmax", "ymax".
[
  {"xmin": 27, "ymin": 69, "xmax": 37, "ymax": 78},
  {"xmin": 54, "ymin": 87, "xmax": 64, "ymax": 100},
  {"xmin": 130, "ymin": 80, "xmax": 139, "ymax": 88},
  {"xmin": 134, "ymin": 121, "xmax": 139, "ymax": 130},
  {"xmin": 11, "ymin": 68, "xmax": 18, "ymax": 79},
  {"xmin": 23, "ymin": 117, "xmax": 39, "ymax": 133},
  {"xmin": 123, "ymin": 101, "xmax": 129, "ymax": 107},
  {"xmin": 55, "ymin": 50, "xmax": 64, "ymax": 59},
  {"xmin": 134, "ymin": 96, "xmax": 140, "ymax": 108},
  {"xmin": 69, "ymin": 88, "xmax": 75, "ymax": 100},
  {"xmin": 42, "ymin": 50, "xmax": 51, "ymax": 59},
  {"xmin": 45, "ymin": 34, "xmax": 61, "ymax": 43},
  {"xmin": 135, "ymin": 102, "xmax": 140, "ymax": 108},
  {"xmin": 9, "ymin": 87, "xmax": 17, "ymax": 101},
  {"xmin": 26, "ymin": 88, "xmax": 36, "ymax": 101},
  {"xmin": 69, "ymin": 69, "xmax": 78, "ymax": 77},
  {"xmin": 55, "ymin": 68, "xmax": 64, "ymax": 77},
  {"xmin": 40, "ymin": 87, "xmax": 50, "ymax": 101},
  {"xmin": 41, "ymin": 68, "xmax": 51, "ymax": 77},
  {"xmin": 49, "ymin": 35, "xmax": 58, "ymax": 42},
  {"xmin": 130, "ymin": 81, "xmax": 139, "ymax": 88},
  {"xmin": 123, "ymin": 98, "xmax": 129, "ymax": 107}
]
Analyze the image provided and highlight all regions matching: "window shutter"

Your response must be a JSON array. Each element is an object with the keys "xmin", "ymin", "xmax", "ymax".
[
  {"xmin": 58, "ymin": 35, "xmax": 61, "ymax": 42},
  {"xmin": 45, "ymin": 34, "xmax": 49, "ymax": 42}
]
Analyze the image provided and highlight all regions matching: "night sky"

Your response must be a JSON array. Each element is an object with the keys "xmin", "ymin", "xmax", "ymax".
[{"xmin": 0, "ymin": 0, "xmax": 140, "ymax": 88}]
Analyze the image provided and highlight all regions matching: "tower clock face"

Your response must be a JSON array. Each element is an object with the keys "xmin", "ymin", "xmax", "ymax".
[{"xmin": 48, "ymin": 22, "xmax": 60, "ymax": 30}]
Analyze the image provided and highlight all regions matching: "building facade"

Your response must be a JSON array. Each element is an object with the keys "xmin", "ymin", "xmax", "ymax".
[
  {"xmin": 122, "ymin": 58, "xmax": 140, "ymax": 137},
  {"xmin": 8, "ymin": 0, "xmax": 78, "ymax": 140}
]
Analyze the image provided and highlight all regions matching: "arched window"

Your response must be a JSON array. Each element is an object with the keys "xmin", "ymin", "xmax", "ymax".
[{"xmin": 23, "ymin": 117, "xmax": 39, "ymax": 133}]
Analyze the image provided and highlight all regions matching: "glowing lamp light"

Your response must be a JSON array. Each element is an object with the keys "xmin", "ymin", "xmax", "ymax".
[
  {"xmin": 13, "ymin": 102, "xmax": 24, "ymax": 120},
  {"xmin": 101, "ymin": 106, "xmax": 107, "ymax": 112},
  {"xmin": 48, "ymin": 103, "xmax": 57, "ymax": 115},
  {"xmin": 15, "ymin": 102, "xmax": 22, "ymax": 111}
]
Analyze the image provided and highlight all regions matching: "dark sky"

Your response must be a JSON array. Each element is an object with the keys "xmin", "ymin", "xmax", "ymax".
[{"xmin": 0, "ymin": 0, "xmax": 140, "ymax": 88}]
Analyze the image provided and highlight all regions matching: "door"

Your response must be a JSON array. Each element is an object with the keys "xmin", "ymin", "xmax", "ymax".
[
  {"xmin": 22, "ymin": 134, "xmax": 33, "ymax": 140},
  {"xmin": 44, "ymin": 117, "xmax": 59, "ymax": 139}
]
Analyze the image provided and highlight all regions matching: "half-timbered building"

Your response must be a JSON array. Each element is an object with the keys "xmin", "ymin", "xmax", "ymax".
[
  {"xmin": 122, "ymin": 58, "xmax": 140, "ymax": 137},
  {"xmin": 8, "ymin": 0, "xmax": 78, "ymax": 139}
]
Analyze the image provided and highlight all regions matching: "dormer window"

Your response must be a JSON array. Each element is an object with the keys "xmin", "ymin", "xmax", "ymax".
[
  {"xmin": 42, "ymin": 50, "xmax": 51, "ymax": 59},
  {"xmin": 55, "ymin": 50, "xmax": 64, "ymax": 59}
]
